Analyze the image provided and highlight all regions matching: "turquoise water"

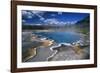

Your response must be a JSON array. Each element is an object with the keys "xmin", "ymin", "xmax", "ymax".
[{"xmin": 33, "ymin": 31, "xmax": 80, "ymax": 43}]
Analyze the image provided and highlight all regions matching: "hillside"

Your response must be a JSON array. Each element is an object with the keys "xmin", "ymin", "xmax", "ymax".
[
  {"xmin": 75, "ymin": 16, "xmax": 90, "ymax": 34},
  {"xmin": 76, "ymin": 16, "xmax": 90, "ymax": 27}
]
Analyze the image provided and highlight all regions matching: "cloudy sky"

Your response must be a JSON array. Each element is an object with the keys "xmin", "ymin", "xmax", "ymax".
[{"xmin": 22, "ymin": 10, "xmax": 89, "ymax": 26}]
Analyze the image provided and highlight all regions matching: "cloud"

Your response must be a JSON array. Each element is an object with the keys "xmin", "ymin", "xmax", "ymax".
[
  {"xmin": 35, "ymin": 24, "xmax": 42, "ymax": 25},
  {"xmin": 31, "ymin": 11, "xmax": 45, "ymax": 20},
  {"xmin": 22, "ymin": 11, "xmax": 32, "ymax": 16},
  {"xmin": 44, "ymin": 18, "xmax": 67, "ymax": 25},
  {"xmin": 22, "ymin": 11, "xmax": 77, "ymax": 25},
  {"xmin": 44, "ymin": 18, "xmax": 58, "ymax": 25},
  {"xmin": 22, "ymin": 20, "xmax": 26, "ymax": 23},
  {"xmin": 58, "ymin": 12, "xmax": 62, "ymax": 15},
  {"xmin": 22, "ymin": 10, "xmax": 45, "ymax": 20},
  {"xmin": 44, "ymin": 18, "xmax": 77, "ymax": 25},
  {"xmin": 51, "ymin": 14, "xmax": 56, "ymax": 17},
  {"xmin": 22, "ymin": 11, "xmax": 33, "ymax": 19},
  {"xmin": 27, "ymin": 15, "xmax": 33, "ymax": 19},
  {"xmin": 40, "ymin": 17, "xmax": 45, "ymax": 21},
  {"xmin": 71, "ymin": 21, "xmax": 77, "ymax": 24},
  {"xmin": 31, "ymin": 11, "xmax": 44, "ymax": 14}
]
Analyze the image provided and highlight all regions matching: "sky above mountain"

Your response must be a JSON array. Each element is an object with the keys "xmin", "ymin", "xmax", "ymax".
[{"xmin": 22, "ymin": 10, "xmax": 89, "ymax": 26}]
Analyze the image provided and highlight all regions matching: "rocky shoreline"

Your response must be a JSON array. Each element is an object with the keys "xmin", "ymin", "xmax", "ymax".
[
  {"xmin": 22, "ymin": 31, "xmax": 90, "ymax": 62},
  {"xmin": 22, "ymin": 32, "xmax": 54, "ymax": 62}
]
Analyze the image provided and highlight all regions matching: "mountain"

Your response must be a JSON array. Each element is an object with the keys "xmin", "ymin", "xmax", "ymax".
[
  {"xmin": 75, "ymin": 16, "xmax": 90, "ymax": 34},
  {"xmin": 76, "ymin": 16, "xmax": 90, "ymax": 27}
]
